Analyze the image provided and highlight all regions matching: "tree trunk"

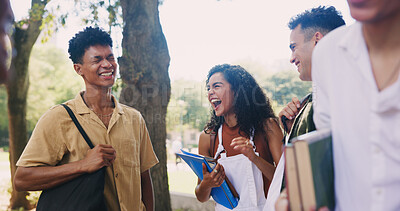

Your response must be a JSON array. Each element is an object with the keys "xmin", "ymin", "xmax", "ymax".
[
  {"xmin": 6, "ymin": 0, "xmax": 48, "ymax": 209},
  {"xmin": 119, "ymin": 0, "xmax": 171, "ymax": 210}
]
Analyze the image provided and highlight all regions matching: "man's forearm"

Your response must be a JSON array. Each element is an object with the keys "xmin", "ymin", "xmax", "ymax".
[
  {"xmin": 14, "ymin": 161, "xmax": 85, "ymax": 191},
  {"xmin": 141, "ymin": 170, "xmax": 154, "ymax": 211},
  {"xmin": 14, "ymin": 144, "xmax": 117, "ymax": 192}
]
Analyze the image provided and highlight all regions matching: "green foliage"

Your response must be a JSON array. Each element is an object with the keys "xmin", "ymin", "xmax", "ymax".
[
  {"xmin": 26, "ymin": 2, "xmax": 68, "ymax": 43},
  {"xmin": 29, "ymin": 3, "xmax": 46, "ymax": 22},
  {"xmin": 19, "ymin": 0, "xmax": 122, "ymax": 44},
  {"xmin": 179, "ymin": 84, "xmax": 209, "ymax": 131},
  {"xmin": 167, "ymin": 80, "xmax": 209, "ymax": 133},
  {"xmin": 0, "ymin": 86, "xmax": 8, "ymax": 146},
  {"xmin": 111, "ymin": 77, "xmax": 124, "ymax": 101},
  {"xmin": 80, "ymin": 0, "xmax": 122, "ymax": 33},
  {"xmin": 40, "ymin": 13, "xmax": 56, "ymax": 43},
  {"xmin": 89, "ymin": 3, "xmax": 100, "ymax": 24},
  {"xmin": 107, "ymin": 1, "xmax": 121, "ymax": 28},
  {"xmin": 262, "ymin": 70, "xmax": 312, "ymax": 106},
  {"xmin": 26, "ymin": 44, "xmax": 84, "ymax": 132}
]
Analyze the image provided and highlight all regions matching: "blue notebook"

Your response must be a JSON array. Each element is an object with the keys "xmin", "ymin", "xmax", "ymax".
[{"xmin": 177, "ymin": 150, "xmax": 239, "ymax": 209}]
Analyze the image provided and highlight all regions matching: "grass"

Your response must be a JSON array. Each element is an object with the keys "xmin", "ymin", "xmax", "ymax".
[
  {"xmin": 0, "ymin": 151, "xmax": 8, "ymax": 161},
  {"xmin": 168, "ymin": 170, "xmax": 198, "ymax": 195},
  {"xmin": 0, "ymin": 151, "xmax": 10, "ymax": 172},
  {"xmin": 0, "ymin": 152, "xmax": 8, "ymax": 162}
]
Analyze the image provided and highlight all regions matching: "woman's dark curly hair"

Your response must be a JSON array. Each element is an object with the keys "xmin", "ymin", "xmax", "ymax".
[
  {"xmin": 68, "ymin": 26, "xmax": 113, "ymax": 64},
  {"xmin": 204, "ymin": 64, "xmax": 276, "ymax": 138}
]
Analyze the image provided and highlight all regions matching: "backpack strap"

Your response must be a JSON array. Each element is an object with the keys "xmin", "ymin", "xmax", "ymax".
[
  {"xmin": 210, "ymin": 132, "xmax": 216, "ymax": 157},
  {"xmin": 61, "ymin": 104, "xmax": 94, "ymax": 149},
  {"xmin": 281, "ymin": 93, "xmax": 312, "ymax": 139}
]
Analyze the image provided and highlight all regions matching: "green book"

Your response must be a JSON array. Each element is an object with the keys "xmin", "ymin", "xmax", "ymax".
[{"xmin": 286, "ymin": 128, "xmax": 335, "ymax": 210}]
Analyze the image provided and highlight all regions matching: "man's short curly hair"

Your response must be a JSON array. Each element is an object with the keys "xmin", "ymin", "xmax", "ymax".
[
  {"xmin": 68, "ymin": 26, "xmax": 113, "ymax": 64},
  {"xmin": 288, "ymin": 6, "xmax": 345, "ymax": 41}
]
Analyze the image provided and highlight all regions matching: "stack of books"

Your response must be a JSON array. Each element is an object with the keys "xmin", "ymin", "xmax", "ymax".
[{"xmin": 285, "ymin": 128, "xmax": 335, "ymax": 211}]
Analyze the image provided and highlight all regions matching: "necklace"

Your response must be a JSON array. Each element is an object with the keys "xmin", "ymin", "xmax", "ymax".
[
  {"xmin": 81, "ymin": 93, "xmax": 115, "ymax": 119},
  {"xmin": 90, "ymin": 108, "xmax": 113, "ymax": 118}
]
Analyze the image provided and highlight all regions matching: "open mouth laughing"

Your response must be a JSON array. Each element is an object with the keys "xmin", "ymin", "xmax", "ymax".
[
  {"xmin": 295, "ymin": 61, "xmax": 300, "ymax": 70},
  {"xmin": 211, "ymin": 98, "xmax": 222, "ymax": 110},
  {"xmin": 99, "ymin": 70, "xmax": 114, "ymax": 78}
]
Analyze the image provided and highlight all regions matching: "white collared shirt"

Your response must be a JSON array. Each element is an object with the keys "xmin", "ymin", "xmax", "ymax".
[{"xmin": 312, "ymin": 22, "xmax": 400, "ymax": 211}]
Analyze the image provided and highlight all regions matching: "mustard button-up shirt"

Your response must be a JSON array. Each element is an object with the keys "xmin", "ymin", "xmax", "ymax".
[{"xmin": 17, "ymin": 92, "xmax": 159, "ymax": 211}]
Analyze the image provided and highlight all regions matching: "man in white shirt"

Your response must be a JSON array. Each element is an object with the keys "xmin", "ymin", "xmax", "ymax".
[
  {"xmin": 312, "ymin": 0, "xmax": 400, "ymax": 210},
  {"xmin": 276, "ymin": 0, "xmax": 400, "ymax": 210}
]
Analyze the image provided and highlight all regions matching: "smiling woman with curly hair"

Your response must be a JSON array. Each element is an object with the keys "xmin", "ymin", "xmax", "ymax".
[{"xmin": 195, "ymin": 64, "xmax": 283, "ymax": 210}]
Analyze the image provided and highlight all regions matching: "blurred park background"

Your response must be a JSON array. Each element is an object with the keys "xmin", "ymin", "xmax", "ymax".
[{"xmin": 0, "ymin": 0, "xmax": 354, "ymax": 210}]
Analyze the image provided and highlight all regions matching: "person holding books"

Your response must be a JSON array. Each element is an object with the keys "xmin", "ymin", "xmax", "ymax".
[
  {"xmin": 195, "ymin": 64, "xmax": 283, "ymax": 210},
  {"xmin": 264, "ymin": 6, "xmax": 345, "ymax": 211},
  {"xmin": 276, "ymin": 0, "xmax": 400, "ymax": 210},
  {"xmin": 311, "ymin": 0, "xmax": 400, "ymax": 210}
]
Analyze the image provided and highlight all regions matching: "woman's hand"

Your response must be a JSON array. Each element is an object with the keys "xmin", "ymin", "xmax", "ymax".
[
  {"xmin": 201, "ymin": 163, "xmax": 225, "ymax": 188},
  {"xmin": 231, "ymin": 136, "xmax": 257, "ymax": 161}
]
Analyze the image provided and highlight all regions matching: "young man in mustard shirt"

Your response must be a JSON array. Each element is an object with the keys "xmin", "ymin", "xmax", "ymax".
[{"xmin": 14, "ymin": 27, "xmax": 159, "ymax": 211}]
